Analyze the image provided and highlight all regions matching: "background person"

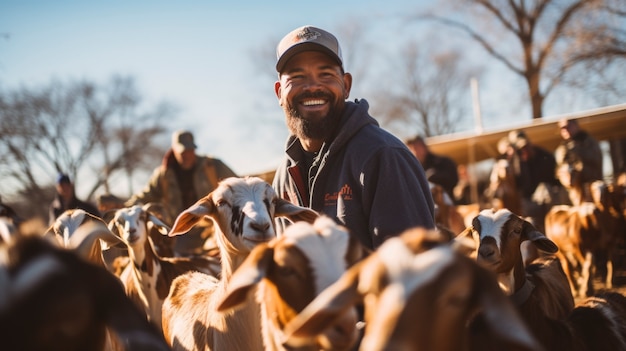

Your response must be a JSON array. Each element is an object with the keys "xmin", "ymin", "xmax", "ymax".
[
  {"xmin": 405, "ymin": 135, "xmax": 459, "ymax": 201},
  {"xmin": 508, "ymin": 130, "xmax": 566, "ymax": 229},
  {"xmin": 125, "ymin": 130, "xmax": 238, "ymax": 255},
  {"xmin": 271, "ymin": 25, "xmax": 435, "ymax": 251},
  {"xmin": 555, "ymin": 118, "xmax": 603, "ymax": 204},
  {"xmin": 49, "ymin": 173, "xmax": 100, "ymax": 225}
]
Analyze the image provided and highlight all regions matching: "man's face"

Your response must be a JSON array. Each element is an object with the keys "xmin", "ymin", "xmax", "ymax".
[
  {"xmin": 174, "ymin": 149, "xmax": 197, "ymax": 170},
  {"xmin": 274, "ymin": 51, "xmax": 352, "ymax": 141},
  {"xmin": 56, "ymin": 182, "xmax": 73, "ymax": 199}
]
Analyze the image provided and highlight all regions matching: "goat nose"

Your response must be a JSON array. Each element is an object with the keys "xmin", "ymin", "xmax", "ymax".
[
  {"xmin": 250, "ymin": 221, "xmax": 270, "ymax": 232},
  {"xmin": 478, "ymin": 245, "xmax": 495, "ymax": 259}
]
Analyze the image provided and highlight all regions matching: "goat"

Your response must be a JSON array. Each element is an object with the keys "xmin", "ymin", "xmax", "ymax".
[
  {"xmin": 43, "ymin": 209, "xmax": 126, "ymax": 270},
  {"xmin": 161, "ymin": 176, "xmax": 319, "ymax": 351},
  {"xmin": 217, "ymin": 215, "xmax": 367, "ymax": 351},
  {"xmin": 283, "ymin": 227, "xmax": 543, "ymax": 351},
  {"xmin": 430, "ymin": 182, "xmax": 466, "ymax": 235},
  {"xmin": 544, "ymin": 183, "xmax": 624, "ymax": 300},
  {"xmin": 105, "ymin": 204, "xmax": 221, "ymax": 331},
  {"xmin": 462, "ymin": 208, "xmax": 573, "ymax": 317},
  {"xmin": 462, "ymin": 208, "xmax": 575, "ymax": 349},
  {"xmin": 484, "ymin": 158, "xmax": 523, "ymax": 216},
  {"xmin": 0, "ymin": 231, "xmax": 172, "ymax": 351}
]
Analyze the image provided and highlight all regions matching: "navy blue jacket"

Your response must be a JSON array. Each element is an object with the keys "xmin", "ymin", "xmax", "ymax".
[{"xmin": 273, "ymin": 99, "xmax": 435, "ymax": 249}]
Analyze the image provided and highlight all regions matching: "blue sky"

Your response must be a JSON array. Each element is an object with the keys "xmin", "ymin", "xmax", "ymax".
[
  {"xmin": 1, "ymin": 0, "xmax": 616, "ymax": 199},
  {"xmin": 1, "ymin": 0, "xmax": 431, "ymax": 192}
]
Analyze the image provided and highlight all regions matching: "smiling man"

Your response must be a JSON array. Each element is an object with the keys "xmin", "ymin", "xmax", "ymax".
[{"xmin": 272, "ymin": 25, "xmax": 435, "ymax": 250}]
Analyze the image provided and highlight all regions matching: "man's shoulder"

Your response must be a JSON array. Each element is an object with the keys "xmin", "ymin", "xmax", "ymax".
[{"xmin": 197, "ymin": 155, "xmax": 219, "ymax": 165}]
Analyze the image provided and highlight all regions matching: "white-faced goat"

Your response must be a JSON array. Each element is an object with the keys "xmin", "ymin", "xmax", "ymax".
[
  {"xmin": 217, "ymin": 215, "xmax": 367, "ymax": 351},
  {"xmin": 105, "ymin": 204, "xmax": 221, "ymax": 331},
  {"xmin": 283, "ymin": 227, "xmax": 543, "ymax": 351},
  {"xmin": 461, "ymin": 208, "xmax": 575, "ymax": 348},
  {"xmin": 43, "ymin": 209, "xmax": 126, "ymax": 271},
  {"xmin": 161, "ymin": 176, "xmax": 319, "ymax": 351},
  {"xmin": 462, "ymin": 208, "xmax": 574, "ymax": 318}
]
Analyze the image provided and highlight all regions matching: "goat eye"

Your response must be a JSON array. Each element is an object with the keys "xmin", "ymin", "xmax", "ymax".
[{"xmin": 216, "ymin": 200, "xmax": 231, "ymax": 208}]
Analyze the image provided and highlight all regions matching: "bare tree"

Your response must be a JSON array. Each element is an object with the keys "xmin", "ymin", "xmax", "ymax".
[
  {"xmin": 415, "ymin": 0, "xmax": 626, "ymax": 119},
  {"xmin": 0, "ymin": 76, "xmax": 175, "ymax": 218},
  {"xmin": 371, "ymin": 39, "xmax": 481, "ymax": 138}
]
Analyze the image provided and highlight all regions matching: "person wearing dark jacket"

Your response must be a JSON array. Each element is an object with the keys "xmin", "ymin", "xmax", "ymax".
[
  {"xmin": 406, "ymin": 135, "xmax": 459, "ymax": 201},
  {"xmin": 272, "ymin": 25, "xmax": 435, "ymax": 250},
  {"xmin": 49, "ymin": 173, "xmax": 100, "ymax": 226},
  {"xmin": 508, "ymin": 130, "xmax": 562, "ymax": 200},
  {"xmin": 555, "ymin": 118, "xmax": 603, "ymax": 184}
]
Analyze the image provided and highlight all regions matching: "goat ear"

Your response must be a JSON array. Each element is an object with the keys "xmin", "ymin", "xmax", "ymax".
[
  {"xmin": 69, "ymin": 220, "xmax": 125, "ymax": 253},
  {"xmin": 101, "ymin": 209, "xmax": 117, "ymax": 226},
  {"xmin": 275, "ymin": 198, "xmax": 319, "ymax": 224},
  {"xmin": 283, "ymin": 260, "xmax": 362, "ymax": 341},
  {"xmin": 147, "ymin": 214, "xmax": 170, "ymax": 235},
  {"xmin": 524, "ymin": 227, "xmax": 558, "ymax": 254},
  {"xmin": 452, "ymin": 235, "xmax": 477, "ymax": 257},
  {"xmin": 217, "ymin": 244, "xmax": 273, "ymax": 312},
  {"xmin": 169, "ymin": 195, "xmax": 216, "ymax": 237}
]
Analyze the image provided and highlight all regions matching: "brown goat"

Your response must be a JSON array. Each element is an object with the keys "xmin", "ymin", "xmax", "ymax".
[
  {"xmin": 545, "ymin": 180, "xmax": 624, "ymax": 300},
  {"xmin": 218, "ymin": 216, "xmax": 367, "ymax": 351},
  {"xmin": 284, "ymin": 227, "xmax": 543, "ymax": 351},
  {"xmin": 462, "ymin": 208, "xmax": 576, "ymax": 349}
]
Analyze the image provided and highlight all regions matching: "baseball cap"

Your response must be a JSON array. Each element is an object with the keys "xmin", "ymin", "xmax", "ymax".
[
  {"xmin": 171, "ymin": 130, "xmax": 197, "ymax": 154},
  {"xmin": 276, "ymin": 25, "xmax": 343, "ymax": 73},
  {"xmin": 57, "ymin": 173, "xmax": 71, "ymax": 184}
]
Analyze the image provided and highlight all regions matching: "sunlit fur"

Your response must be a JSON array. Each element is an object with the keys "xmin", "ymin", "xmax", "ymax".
[
  {"xmin": 465, "ymin": 208, "xmax": 575, "ymax": 348},
  {"xmin": 107, "ymin": 205, "xmax": 220, "ymax": 330},
  {"xmin": 284, "ymin": 227, "xmax": 542, "ymax": 351},
  {"xmin": 162, "ymin": 176, "xmax": 318, "ymax": 351},
  {"xmin": 218, "ymin": 216, "xmax": 365, "ymax": 351}
]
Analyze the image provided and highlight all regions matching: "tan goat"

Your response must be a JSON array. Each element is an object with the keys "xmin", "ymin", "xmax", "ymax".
[
  {"xmin": 161, "ymin": 176, "xmax": 319, "ymax": 351},
  {"xmin": 283, "ymin": 227, "xmax": 542, "ymax": 351},
  {"xmin": 217, "ymin": 215, "xmax": 367, "ymax": 351}
]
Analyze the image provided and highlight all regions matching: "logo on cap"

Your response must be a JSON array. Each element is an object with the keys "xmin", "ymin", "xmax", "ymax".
[
  {"xmin": 296, "ymin": 27, "xmax": 321, "ymax": 42},
  {"xmin": 276, "ymin": 25, "xmax": 343, "ymax": 73}
]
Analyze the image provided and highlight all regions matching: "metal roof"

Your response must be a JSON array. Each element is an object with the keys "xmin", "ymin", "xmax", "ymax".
[{"xmin": 426, "ymin": 103, "xmax": 626, "ymax": 165}]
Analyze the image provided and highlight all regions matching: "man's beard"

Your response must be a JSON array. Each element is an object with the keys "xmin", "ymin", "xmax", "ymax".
[{"xmin": 285, "ymin": 92, "xmax": 342, "ymax": 141}]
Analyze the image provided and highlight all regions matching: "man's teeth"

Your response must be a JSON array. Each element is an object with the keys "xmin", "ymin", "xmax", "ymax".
[{"xmin": 302, "ymin": 99, "xmax": 325, "ymax": 106}]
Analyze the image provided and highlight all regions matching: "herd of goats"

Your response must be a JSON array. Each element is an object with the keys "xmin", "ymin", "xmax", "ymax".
[{"xmin": 1, "ymin": 164, "xmax": 625, "ymax": 350}]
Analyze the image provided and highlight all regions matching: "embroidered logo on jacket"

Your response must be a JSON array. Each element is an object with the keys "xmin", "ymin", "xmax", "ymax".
[{"xmin": 324, "ymin": 184, "xmax": 353, "ymax": 206}]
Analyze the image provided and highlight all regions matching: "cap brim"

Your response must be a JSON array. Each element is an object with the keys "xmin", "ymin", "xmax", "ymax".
[
  {"xmin": 276, "ymin": 42, "xmax": 342, "ymax": 72},
  {"xmin": 172, "ymin": 144, "xmax": 196, "ymax": 154}
]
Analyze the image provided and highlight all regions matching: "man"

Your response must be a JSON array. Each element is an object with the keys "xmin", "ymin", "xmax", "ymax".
[
  {"xmin": 405, "ymin": 135, "xmax": 459, "ymax": 200},
  {"xmin": 508, "ymin": 130, "xmax": 561, "ymax": 198},
  {"xmin": 272, "ymin": 25, "xmax": 435, "ymax": 250},
  {"xmin": 125, "ymin": 130, "xmax": 238, "ymax": 255},
  {"xmin": 554, "ymin": 118, "xmax": 603, "ymax": 205},
  {"xmin": 555, "ymin": 118, "xmax": 603, "ymax": 183},
  {"xmin": 507, "ymin": 130, "xmax": 565, "ymax": 226},
  {"xmin": 49, "ymin": 173, "xmax": 100, "ymax": 225}
]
